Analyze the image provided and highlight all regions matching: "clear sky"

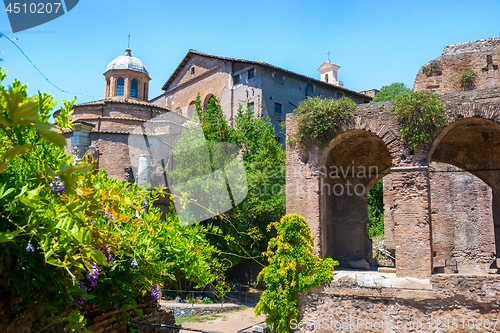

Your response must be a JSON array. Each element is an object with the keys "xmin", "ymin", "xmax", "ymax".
[{"xmin": 1, "ymin": 0, "xmax": 499, "ymax": 108}]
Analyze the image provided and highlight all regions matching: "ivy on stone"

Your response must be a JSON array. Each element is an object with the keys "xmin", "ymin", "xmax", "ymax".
[{"xmin": 391, "ymin": 91, "xmax": 448, "ymax": 148}]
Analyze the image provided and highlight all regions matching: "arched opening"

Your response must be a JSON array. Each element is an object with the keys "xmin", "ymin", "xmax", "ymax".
[
  {"xmin": 187, "ymin": 101, "xmax": 196, "ymax": 119},
  {"xmin": 320, "ymin": 129, "xmax": 392, "ymax": 268},
  {"xmin": 325, "ymin": 73, "xmax": 329, "ymax": 83},
  {"xmin": 130, "ymin": 79, "xmax": 139, "ymax": 98},
  {"xmin": 429, "ymin": 117, "xmax": 500, "ymax": 273},
  {"xmin": 203, "ymin": 94, "xmax": 214, "ymax": 111},
  {"xmin": 116, "ymin": 77, "xmax": 124, "ymax": 97}
]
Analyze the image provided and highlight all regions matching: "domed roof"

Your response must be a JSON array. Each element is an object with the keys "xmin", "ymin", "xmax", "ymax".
[{"xmin": 106, "ymin": 48, "xmax": 149, "ymax": 75}]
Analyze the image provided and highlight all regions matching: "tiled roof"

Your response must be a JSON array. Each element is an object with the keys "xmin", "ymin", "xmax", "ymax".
[
  {"xmin": 161, "ymin": 50, "xmax": 372, "ymax": 100},
  {"xmin": 74, "ymin": 97, "xmax": 171, "ymax": 112}
]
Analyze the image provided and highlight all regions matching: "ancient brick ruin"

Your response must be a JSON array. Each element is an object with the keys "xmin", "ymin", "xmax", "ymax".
[{"xmin": 288, "ymin": 37, "xmax": 500, "ymax": 331}]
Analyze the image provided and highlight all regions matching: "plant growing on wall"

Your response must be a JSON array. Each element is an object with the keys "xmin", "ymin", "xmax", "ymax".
[
  {"xmin": 421, "ymin": 60, "xmax": 443, "ymax": 77},
  {"xmin": 391, "ymin": 91, "xmax": 448, "ymax": 148},
  {"xmin": 460, "ymin": 69, "xmax": 476, "ymax": 89},
  {"xmin": 292, "ymin": 97, "xmax": 356, "ymax": 148},
  {"xmin": 254, "ymin": 214, "xmax": 337, "ymax": 333}
]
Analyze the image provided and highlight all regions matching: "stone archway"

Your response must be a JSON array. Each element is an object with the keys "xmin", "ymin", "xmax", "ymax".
[
  {"xmin": 319, "ymin": 129, "xmax": 392, "ymax": 266},
  {"xmin": 429, "ymin": 117, "xmax": 500, "ymax": 272}
]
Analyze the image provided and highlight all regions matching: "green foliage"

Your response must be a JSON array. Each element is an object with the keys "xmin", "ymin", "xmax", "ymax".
[
  {"xmin": 460, "ymin": 69, "xmax": 476, "ymax": 89},
  {"xmin": 202, "ymin": 297, "xmax": 212, "ymax": 304},
  {"xmin": 421, "ymin": 60, "xmax": 442, "ymax": 77},
  {"xmin": 367, "ymin": 180, "xmax": 384, "ymax": 238},
  {"xmin": 0, "ymin": 69, "xmax": 224, "ymax": 331},
  {"xmin": 254, "ymin": 214, "xmax": 338, "ymax": 333},
  {"xmin": 391, "ymin": 91, "xmax": 448, "ymax": 148},
  {"xmin": 370, "ymin": 82, "xmax": 412, "ymax": 103},
  {"xmin": 169, "ymin": 94, "xmax": 285, "ymax": 263},
  {"xmin": 293, "ymin": 97, "xmax": 356, "ymax": 148}
]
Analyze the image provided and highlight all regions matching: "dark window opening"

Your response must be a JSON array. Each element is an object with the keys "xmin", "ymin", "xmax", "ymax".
[
  {"xmin": 306, "ymin": 83, "xmax": 314, "ymax": 95},
  {"xmin": 191, "ymin": 67, "xmax": 195, "ymax": 75},
  {"xmin": 248, "ymin": 69, "xmax": 255, "ymax": 80},
  {"xmin": 274, "ymin": 102, "xmax": 282, "ymax": 113},
  {"xmin": 116, "ymin": 77, "xmax": 124, "ymax": 96},
  {"xmin": 234, "ymin": 75, "xmax": 240, "ymax": 84},
  {"xmin": 130, "ymin": 79, "xmax": 139, "ymax": 98}
]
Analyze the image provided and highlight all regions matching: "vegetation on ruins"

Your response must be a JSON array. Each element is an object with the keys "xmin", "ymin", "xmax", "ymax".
[
  {"xmin": 460, "ymin": 69, "xmax": 477, "ymax": 89},
  {"xmin": 255, "ymin": 214, "xmax": 337, "ymax": 333},
  {"xmin": 391, "ymin": 90, "xmax": 448, "ymax": 148},
  {"xmin": 292, "ymin": 96, "xmax": 356, "ymax": 148},
  {"xmin": 371, "ymin": 82, "xmax": 412, "ymax": 103},
  {"xmin": 421, "ymin": 60, "xmax": 443, "ymax": 77},
  {"xmin": 0, "ymin": 69, "xmax": 225, "ymax": 332},
  {"xmin": 367, "ymin": 180, "xmax": 384, "ymax": 238},
  {"xmin": 169, "ymin": 93, "xmax": 286, "ymax": 265}
]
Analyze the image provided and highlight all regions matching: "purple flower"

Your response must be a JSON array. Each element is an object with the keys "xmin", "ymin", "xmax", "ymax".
[
  {"xmin": 100, "ymin": 245, "xmax": 115, "ymax": 262},
  {"xmin": 131, "ymin": 260, "xmax": 138, "ymax": 268},
  {"xmin": 86, "ymin": 221, "xmax": 94, "ymax": 226},
  {"xmin": 87, "ymin": 262, "xmax": 99, "ymax": 287},
  {"xmin": 49, "ymin": 176, "xmax": 64, "ymax": 195},
  {"xmin": 142, "ymin": 198, "xmax": 149, "ymax": 212},
  {"xmin": 74, "ymin": 281, "xmax": 87, "ymax": 307},
  {"xmin": 105, "ymin": 212, "xmax": 115, "ymax": 225},
  {"xmin": 26, "ymin": 243, "xmax": 35, "ymax": 252},
  {"xmin": 151, "ymin": 283, "xmax": 159, "ymax": 300}
]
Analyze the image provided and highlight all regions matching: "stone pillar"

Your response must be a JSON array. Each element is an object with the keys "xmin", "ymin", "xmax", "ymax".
[
  {"xmin": 137, "ymin": 154, "xmax": 151, "ymax": 188},
  {"xmin": 391, "ymin": 167, "xmax": 433, "ymax": 278},
  {"xmin": 71, "ymin": 121, "xmax": 95, "ymax": 161}
]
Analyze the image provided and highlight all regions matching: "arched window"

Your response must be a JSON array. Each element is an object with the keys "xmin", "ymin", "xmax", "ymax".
[
  {"xmin": 325, "ymin": 74, "xmax": 329, "ymax": 83},
  {"xmin": 116, "ymin": 77, "xmax": 124, "ymax": 96},
  {"xmin": 130, "ymin": 79, "xmax": 139, "ymax": 98}
]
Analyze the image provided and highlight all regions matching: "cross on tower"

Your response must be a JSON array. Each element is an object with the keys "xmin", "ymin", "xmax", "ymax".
[
  {"xmin": 128, "ymin": 33, "xmax": 131, "ymax": 49},
  {"xmin": 327, "ymin": 51, "xmax": 331, "ymax": 61}
]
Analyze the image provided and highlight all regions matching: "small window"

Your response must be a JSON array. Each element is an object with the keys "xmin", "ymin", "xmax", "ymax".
[
  {"xmin": 325, "ymin": 73, "xmax": 329, "ymax": 83},
  {"xmin": 234, "ymin": 75, "xmax": 240, "ymax": 84},
  {"xmin": 116, "ymin": 77, "xmax": 124, "ymax": 96},
  {"xmin": 249, "ymin": 102, "xmax": 254, "ymax": 112},
  {"xmin": 274, "ymin": 102, "xmax": 282, "ymax": 114},
  {"xmin": 191, "ymin": 67, "xmax": 195, "ymax": 75},
  {"xmin": 131, "ymin": 79, "xmax": 139, "ymax": 98},
  {"xmin": 306, "ymin": 83, "xmax": 314, "ymax": 94},
  {"xmin": 248, "ymin": 69, "xmax": 255, "ymax": 80}
]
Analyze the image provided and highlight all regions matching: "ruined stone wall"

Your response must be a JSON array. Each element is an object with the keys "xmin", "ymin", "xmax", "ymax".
[
  {"xmin": 286, "ymin": 88, "xmax": 500, "ymax": 278},
  {"xmin": 414, "ymin": 37, "xmax": 500, "ymax": 94},
  {"xmin": 298, "ymin": 273, "xmax": 500, "ymax": 333}
]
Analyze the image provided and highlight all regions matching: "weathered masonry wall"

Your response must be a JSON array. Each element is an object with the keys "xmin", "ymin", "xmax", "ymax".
[
  {"xmin": 414, "ymin": 36, "xmax": 500, "ymax": 94},
  {"xmin": 286, "ymin": 87, "xmax": 500, "ymax": 278},
  {"xmin": 297, "ymin": 272, "xmax": 500, "ymax": 333}
]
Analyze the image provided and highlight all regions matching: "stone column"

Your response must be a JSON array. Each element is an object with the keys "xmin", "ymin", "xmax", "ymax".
[{"xmin": 137, "ymin": 154, "xmax": 151, "ymax": 188}]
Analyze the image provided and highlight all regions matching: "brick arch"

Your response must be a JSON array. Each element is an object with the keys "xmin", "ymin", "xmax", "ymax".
[{"xmin": 321, "ymin": 115, "xmax": 402, "ymax": 166}]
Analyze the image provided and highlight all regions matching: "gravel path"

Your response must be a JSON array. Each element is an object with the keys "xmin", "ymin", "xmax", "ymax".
[{"xmin": 179, "ymin": 307, "xmax": 265, "ymax": 333}]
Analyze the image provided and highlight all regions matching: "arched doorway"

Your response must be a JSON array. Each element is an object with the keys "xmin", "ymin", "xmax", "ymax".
[
  {"xmin": 187, "ymin": 101, "xmax": 196, "ymax": 119},
  {"xmin": 429, "ymin": 117, "xmax": 500, "ymax": 272},
  {"xmin": 320, "ymin": 129, "xmax": 392, "ymax": 267},
  {"xmin": 203, "ymin": 94, "xmax": 214, "ymax": 111}
]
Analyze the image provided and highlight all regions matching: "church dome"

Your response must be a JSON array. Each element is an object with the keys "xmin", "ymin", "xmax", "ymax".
[{"xmin": 106, "ymin": 48, "xmax": 149, "ymax": 75}]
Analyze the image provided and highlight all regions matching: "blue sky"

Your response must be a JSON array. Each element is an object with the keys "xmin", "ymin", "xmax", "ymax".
[{"xmin": 1, "ymin": 0, "xmax": 500, "ymax": 107}]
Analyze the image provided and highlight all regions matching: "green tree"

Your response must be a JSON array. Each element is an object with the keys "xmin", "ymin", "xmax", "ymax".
[
  {"xmin": 255, "ymin": 214, "xmax": 337, "ymax": 333},
  {"xmin": 168, "ymin": 94, "xmax": 285, "ymax": 264},
  {"xmin": 371, "ymin": 82, "xmax": 412, "ymax": 103}
]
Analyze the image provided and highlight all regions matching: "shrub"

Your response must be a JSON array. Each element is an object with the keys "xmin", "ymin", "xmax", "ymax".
[
  {"xmin": 254, "ymin": 214, "xmax": 338, "ymax": 333},
  {"xmin": 460, "ymin": 69, "xmax": 476, "ymax": 89},
  {"xmin": 421, "ymin": 60, "xmax": 443, "ymax": 77},
  {"xmin": 202, "ymin": 297, "xmax": 212, "ymax": 304},
  {"xmin": 391, "ymin": 91, "xmax": 448, "ymax": 148},
  {"xmin": 292, "ymin": 97, "xmax": 356, "ymax": 148}
]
